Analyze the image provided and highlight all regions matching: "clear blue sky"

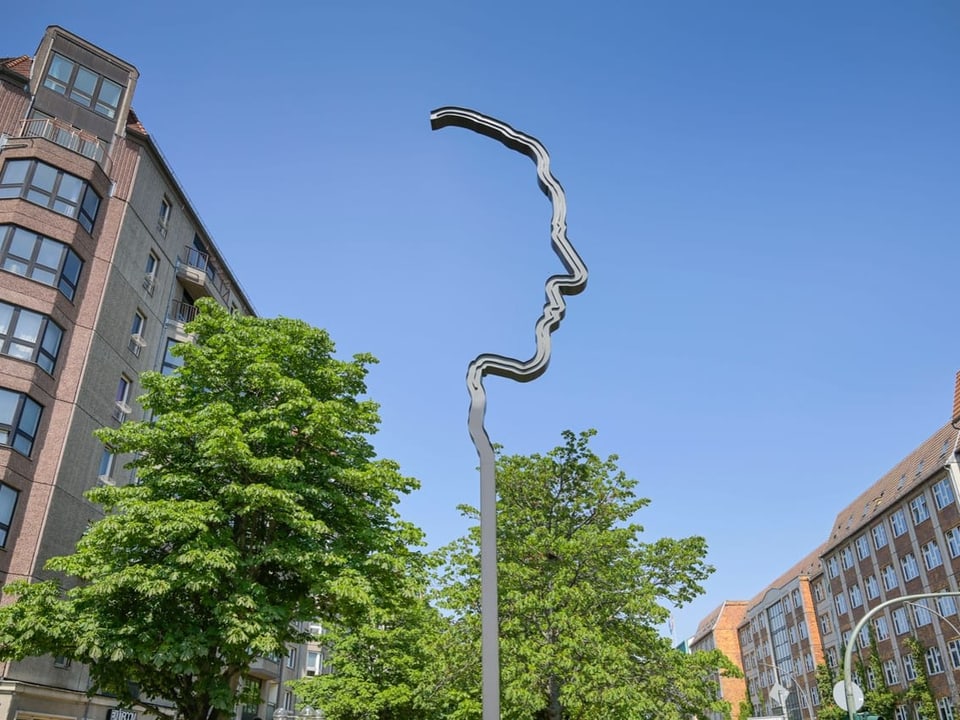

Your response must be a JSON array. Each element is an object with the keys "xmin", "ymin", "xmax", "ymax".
[{"xmin": 6, "ymin": 1, "xmax": 959, "ymax": 642}]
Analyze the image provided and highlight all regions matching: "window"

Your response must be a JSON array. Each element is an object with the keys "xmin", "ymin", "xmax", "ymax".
[
  {"xmin": 0, "ymin": 483, "xmax": 18, "ymax": 547},
  {"xmin": 850, "ymin": 584, "xmax": 863, "ymax": 608},
  {"xmin": 855, "ymin": 535, "xmax": 870, "ymax": 560},
  {"xmin": 43, "ymin": 52, "xmax": 124, "ymax": 119},
  {"xmin": 937, "ymin": 594, "xmax": 957, "ymax": 617},
  {"xmin": 835, "ymin": 593, "xmax": 847, "ymax": 614},
  {"xmin": 841, "ymin": 546, "xmax": 855, "ymax": 569},
  {"xmin": 946, "ymin": 527, "xmax": 960, "ymax": 558},
  {"xmin": 872, "ymin": 523, "xmax": 888, "ymax": 549},
  {"xmin": 938, "ymin": 697, "xmax": 955, "ymax": 720},
  {"xmin": 798, "ymin": 619, "xmax": 808, "ymax": 639},
  {"xmin": 933, "ymin": 477, "xmax": 956, "ymax": 509},
  {"xmin": 827, "ymin": 556, "xmax": 839, "ymax": 578},
  {"xmin": 922, "ymin": 540, "xmax": 943, "ymax": 571},
  {"xmin": 903, "ymin": 655, "xmax": 917, "ymax": 682},
  {"xmin": 0, "ymin": 225, "xmax": 82, "ymax": 299},
  {"xmin": 911, "ymin": 495, "xmax": 931, "ymax": 524},
  {"xmin": 161, "ymin": 339, "xmax": 183, "ymax": 375},
  {"xmin": 866, "ymin": 666, "xmax": 877, "ymax": 689},
  {"xmin": 883, "ymin": 658, "xmax": 900, "ymax": 684},
  {"xmin": 913, "ymin": 600, "xmax": 932, "ymax": 626},
  {"xmin": 144, "ymin": 252, "xmax": 158, "ymax": 295},
  {"xmin": 792, "ymin": 588, "xmax": 802, "ymax": 608},
  {"xmin": 874, "ymin": 616, "xmax": 889, "ymax": 641},
  {"xmin": 895, "ymin": 707, "xmax": 909, "ymax": 720},
  {"xmin": 129, "ymin": 311, "xmax": 146, "ymax": 356},
  {"xmin": 826, "ymin": 647, "xmax": 838, "ymax": 668},
  {"xmin": 892, "ymin": 607, "xmax": 910, "ymax": 634},
  {"xmin": 890, "ymin": 510, "xmax": 908, "ymax": 537},
  {"xmin": 949, "ymin": 638, "xmax": 960, "ymax": 669},
  {"xmin": 882, "ymin": 564, "xmax": 899, "ymax": 591},
  {"xmin": 0, "ymin": 302, "xmax": 64, "ymax": 373},
  {"xmin": 286, "ymin": 646, "xmax": 296, "ymax": 668},
  {"xmin": 857, "ymin": 627, "xmax": 869, "ymax": 649},
  {"xmin": 305, "ymin": 650, "xmax": 322, "ymax": 676},
  {"xmin": 0, "ymin": 160, "xmax": 101, "ymax": 232},
  {"xmin": 820, "ymin": 613, "xmax": 832, "ymax": 634},
  {"xmin": 0, "ymin": 389, "xmax": 42, "ymax": 456},
  {"xmin": 53, "ymin": 656, "xmax": 71, "ymax": 669},
  {"xmin": 865, "ymin": 575, "xmax": 880, "ymax": 600},
  {"xmin": 900, "ymin": 553, "xmax": 920, "ymax": 582},
  {"xmin": 97, "ymin": 447, "xmax": 114, "ymax": 483},
  {"xmin": 814, "ymin": 582, "xmax": 825, "ymax": 602},
  {"xmin": 158, "ymin": 197, "xmax": 171, "ymax": 236},
  {"xmin": 114, "ymin": 375, "xmax": 132, "ymax": 422},
  {"xmin": 925, "ymin": 646, "xmax": 944, "ymax": 674}
]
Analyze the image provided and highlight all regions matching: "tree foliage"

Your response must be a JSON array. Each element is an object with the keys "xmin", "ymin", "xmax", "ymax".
[
  {"xmin": 430, "ymin": 429, "xmax": 738, "ymax": 720},
  {"xmin": 0, "ymin": 299, "xmax": 417, "ymax": 720},
  {"xmin": 814, "ymin": 662, "xmax": 848, "ymax": 720}
]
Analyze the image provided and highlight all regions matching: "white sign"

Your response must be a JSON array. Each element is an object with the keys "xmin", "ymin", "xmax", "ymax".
[
  {"xmin": 832, "ymin": 680, "xmax": 864, "ymax": 711},
  {"xmin": 769, "ymin": 682, "xmax": 790, "ymax": 707}
]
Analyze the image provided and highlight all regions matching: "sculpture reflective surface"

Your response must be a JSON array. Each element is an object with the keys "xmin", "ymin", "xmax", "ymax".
[{"xmin": 430, "ymin": 106, "xmax": 588, "ymax": 719}]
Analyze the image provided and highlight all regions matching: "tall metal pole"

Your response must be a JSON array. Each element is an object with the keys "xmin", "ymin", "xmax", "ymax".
[
  {"xmin": 430, "ymin": 107, "xmax": 588, "ymax": 720},
  {"xmin": 842, "ymin": 591, "xmax": 960, "ymax": 720}
]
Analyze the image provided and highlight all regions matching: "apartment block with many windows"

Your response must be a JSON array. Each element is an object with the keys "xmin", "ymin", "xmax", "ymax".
[
  {"xmin": 0, "ymin": 25, "xmax": 302, "ymax": 720},
  {"xmin": 737, "ymin": 547, "xmax": 826, "ymax": 720},
  {"xmin": 691, "ymin": 373, "xmax": 960, "ymax": 720}
]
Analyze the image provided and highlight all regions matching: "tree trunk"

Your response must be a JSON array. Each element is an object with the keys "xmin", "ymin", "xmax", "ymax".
[{"xmin": 546, "ymin": 675, "xmax": 562, "ymax": 720}]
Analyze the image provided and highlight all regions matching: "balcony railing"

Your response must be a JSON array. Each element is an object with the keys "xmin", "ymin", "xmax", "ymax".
[
  {"xmin": 180, "ymin": 245, "xmax": 232, "ymax": 304},
  {"xmin": 18, "ymin": 117, "xmax": 111, "ymax": 174},
  {"xmin": 169, "ymin": 299, "xmax": 198, "ymax": 326}
]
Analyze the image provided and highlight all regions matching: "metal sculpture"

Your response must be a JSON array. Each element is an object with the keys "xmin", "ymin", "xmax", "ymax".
[{"xmin": 430, "ymin": 106, "xmax": 588, "ymax": 719}]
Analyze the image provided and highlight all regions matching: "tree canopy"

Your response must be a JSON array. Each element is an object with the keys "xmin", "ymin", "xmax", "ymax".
[
  {"xmin": 0, "ymin": 298, "xmax": 418, "ymax": 720},
  {"xmin": 297, "ymin": 429, "xmax": 739, "ymax": 720}
]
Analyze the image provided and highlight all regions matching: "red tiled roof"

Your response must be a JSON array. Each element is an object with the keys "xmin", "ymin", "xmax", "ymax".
[
  {"xmin": 0, "ymin": 55, "xmax": 32, "ymax": 79},
  {"xmin": 823, "ymin": 421, "xmax": 958, "ymax": 553},
  {"xmin": 126, "ymin": 106, "xmax": 147, "ymax": 135},
  {"xmin": 746, "ymin": 543, "xmax": 826, "ymax": 610}
]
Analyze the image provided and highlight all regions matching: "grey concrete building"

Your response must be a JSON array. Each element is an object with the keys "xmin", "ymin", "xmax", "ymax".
[{"xmin": 0, "ymin": 25, "xmax": 311, "ymax": 720}]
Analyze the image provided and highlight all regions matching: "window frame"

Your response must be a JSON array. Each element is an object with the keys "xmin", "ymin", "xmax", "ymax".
[
  {"xmin": 922, "ymin": 540, "xmax": 943, "ymax": 571},
  {"xmin": 890, "ymin": 509, "xmax": 908, "ymax": 537},
  {"xmin": 0, "ymin": 225, "xmax": 83, "ymax": 300},
  {"xmin": 0, "ymin": 482, "xmax": 18, "ymax": 547},
  {"xmin": 42, "ymin": 52, "xmax": 124, "ymax": 119},
  {"xmin": 900, "ymin": 552, "xmax": 920, "ymax": 582},
  {"xmin": 933, "ymin": 477, "xmax": 956, "ymax": 510},
  {"xmin": 0, "ymin": 160, "xmax": 101, "ymax": 232},
  {"xmin": 0, "ymin": 302, "xmax": 64, "ymax": 374},
  {"xmin": 0, "ymin": 388, "xmax": 42, "ymax": 456},
  {"xmin": 872, "ymin": 522, "xmax": 888, "ymax": 549},
  {"xmin": 910, "ymin": 494, "xmax": 931, "ymax": 525}
]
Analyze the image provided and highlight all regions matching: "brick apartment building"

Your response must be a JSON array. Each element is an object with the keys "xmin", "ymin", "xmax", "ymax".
[
  {"xmin": 0, "ymin": 25, "xmax": 322, "ymax": 720},
  {"xmin": 689, "ymin": 600, "xmax": 748, "ymax": 720},
  {"xmin": 693, "ymin": 375, "xmax": 960, "ymax": 720},
  {"xmin": 737, "ymin": 546, "xmax": 826, "ymax": 719}
]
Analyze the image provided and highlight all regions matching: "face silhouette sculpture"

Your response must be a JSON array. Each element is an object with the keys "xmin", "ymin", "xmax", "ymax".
[{"xmin": 430, "ymin": 106, "xmax": 588, "ymax": 719}]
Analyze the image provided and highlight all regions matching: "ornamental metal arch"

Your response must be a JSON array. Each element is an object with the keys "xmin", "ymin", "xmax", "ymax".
[{"xmin": 430, "ymin": 106, "xmax": 588, "ymax": 720}]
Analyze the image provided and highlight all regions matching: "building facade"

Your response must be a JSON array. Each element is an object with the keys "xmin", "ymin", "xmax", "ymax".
[
  {"xmin": 0, "ymin": 26, "xmax": 324, "ymax": 720},
  {"xmin": 691, "ymin": 374, "xmax": 960, "ymax": 720},
  {"xmin": 737, "ymin": 548, "xmax": 826, "ymax": 719},
  {"xmin": 689, "ymin": 600, "xmax": 748, "ymax": 720}
]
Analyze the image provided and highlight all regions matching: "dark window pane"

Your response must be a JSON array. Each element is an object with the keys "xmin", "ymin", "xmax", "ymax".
[{"xmin": 31, "ymin": 163, "xmax": 57, "ymax": 192}]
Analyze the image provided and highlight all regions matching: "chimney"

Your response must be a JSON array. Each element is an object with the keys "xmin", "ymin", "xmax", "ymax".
[{"xmin": 954, "ymin": 371, "xmax": 960, "ymax": 425}]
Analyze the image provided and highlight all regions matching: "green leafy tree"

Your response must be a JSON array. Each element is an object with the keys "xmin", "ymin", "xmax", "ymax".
[
  {"xmin": 290, "ymin": 553, "xmax": 454, "ymax": 720},
  {"xmin": 814, "ymin": 662, "xmax": 848, "ymax": 720},
  {"xmin": 858, "ymin": 632, "xmax": 898, "ymax": 720},
  {"xmin": 0, "ymin": 299, "xmax": 418, "ymax": 720},
  {"xmin": 903, "ymin": 636, "xmax": 936, "ymax": 720},
  {"xmin": 433, "ymin": 429, "xmax": 739, "ymax": 720},
  {"xmin": 736, "ymin": 698, "xmax": 754, "ymax": 720}
]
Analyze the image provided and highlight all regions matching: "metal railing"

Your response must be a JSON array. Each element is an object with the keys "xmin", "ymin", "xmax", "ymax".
[
  {"xmin": 168, "ymin": 299, "xmax": 198, "ymax": 325},
  {"xmin": 18, "ymin": 117, "xmax": 111, "ymax": 174},
  {"xmin": 181, "ymin": 246, "xmax": 232, "ymax": 304}
]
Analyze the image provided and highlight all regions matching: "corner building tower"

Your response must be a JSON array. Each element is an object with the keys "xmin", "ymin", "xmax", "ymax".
[{"xmin": 0, "ymin": 26, "xmax": 255, "ymax": 720}]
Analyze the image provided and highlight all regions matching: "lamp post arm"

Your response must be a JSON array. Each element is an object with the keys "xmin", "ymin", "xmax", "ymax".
[{"xmin": 842, "ymin": 591, "xmax": 960, "ymax": 720}]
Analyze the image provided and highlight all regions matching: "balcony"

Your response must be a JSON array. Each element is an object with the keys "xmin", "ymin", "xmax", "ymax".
[
  {"xmin": 177, "ymin": 245, "xmax": 232, "ymax": 305},
  {"xmin": 18, "ymin": 117, "xmax": 112, "ymax": 175},
  {"xmin": 168, "ymin": 299, "xmax": 198, "ymax": 327}
]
